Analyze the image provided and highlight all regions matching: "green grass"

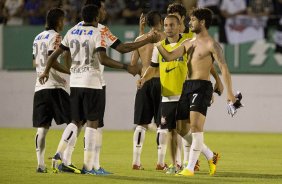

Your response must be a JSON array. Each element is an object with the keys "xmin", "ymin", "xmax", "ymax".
[{"xmin": 0, "ymin": 128, "xmax": 282, "ymax": 184}]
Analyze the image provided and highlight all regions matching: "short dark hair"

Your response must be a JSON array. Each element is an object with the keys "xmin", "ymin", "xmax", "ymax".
[
  {"xmin": 167, "ymin": 3, "xmax": 186, "ymax": 18},
  {"xmin": 46, "ymin": 8, "xmax": 65, "ymax": 30},
  {"xmin": 165, "ymin": 14, "xmax": 180, "ymax": 25},
  {"xmin": 84, "ymin": 0, "xmax": 105, "ymax": 8},
  {"xmin": 190, "ymin": 8, "xmax": 213, "ymax": 29},
  {"xmin": 146, "ymin": 11, "xmax": 162, "ymax": 27},
  {"xmin": 82, "ymin": 5, "xmax": 99, "ymax": 23}
]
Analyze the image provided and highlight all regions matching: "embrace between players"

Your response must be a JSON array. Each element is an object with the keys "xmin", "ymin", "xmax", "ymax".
[{"xmin": 33, "ymin": 0, "xmax": 242, "ymax": 176}]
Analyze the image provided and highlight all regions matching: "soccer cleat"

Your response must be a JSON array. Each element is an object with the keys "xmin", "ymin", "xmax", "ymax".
[
  {"xmin": 132, "ymin": 164, "xmax": 144, "ymax": 170},
  {"xmin": 156, "ymin": 163, "xmax": 168, "ymax": 170},
  {"xmin": 208, "ymin": 152, "xmax": 220, "ymax": 176},
  {"xmin": 81, "ymin": 167, "xmax": 97, "ymax": 175},
  {"xmin": 36, "ymin": 167, "xmax": 47, "ymax": 173},
  {"xmin": 95, "ymin": 167, "xmax": 113, "ymax": 175},
  {"xmin": 194, "ymin": 160, "xmax": 200, "ymax": 171},
  {"xmin": 61, "ymin": 163, "xmax": 81, "ymax": 174},
  {"xmin": 51, "ymin": 153, "xmax": 62, "ymax": 173},
  {"xmin": 176, "ymin": 168, "xmax": 194, "ymax": 176},
  {"xmin": 165, "ymin": 164, "xmax": 177, "ymax": 174}
]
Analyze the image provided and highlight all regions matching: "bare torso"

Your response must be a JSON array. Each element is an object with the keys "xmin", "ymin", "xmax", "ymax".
[
  {"xmin": 185, "ymin": 36, "xmax": 214, "ymax": 80},
  {"xmin": 137, "ymin": 31, "xmax": 166, "ymax": 77}
]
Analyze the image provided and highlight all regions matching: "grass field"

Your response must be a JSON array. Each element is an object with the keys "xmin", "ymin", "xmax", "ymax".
[{"xmin": 0, "ymin": 128, "xmax": 282, "ymax": 184}]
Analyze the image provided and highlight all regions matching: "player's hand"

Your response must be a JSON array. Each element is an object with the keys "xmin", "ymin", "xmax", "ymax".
[
  {"xmin": 147, "ymin": 32, "xmax": 161, "ymax": 43},
  {"xmin": 214, "ymin": 80, "xmax": 223, "ymax": 96},
  {"xmin": 139, "ymin": 13, "xmax": 145, "ymax": 35},
  {"xmin": 137, "ymin": 78, "xmax": 145, "ymax": 89},
  {"xmin": 127, "ymin": 65, "xmax": 139, "ymax": 76},
  {"xmin": 227, "ymin": 91, "xmax": 244, "ymax": 117},
  {"xmin": 39, "ymin": 72, "xmax": 49, "ymax": 85}
]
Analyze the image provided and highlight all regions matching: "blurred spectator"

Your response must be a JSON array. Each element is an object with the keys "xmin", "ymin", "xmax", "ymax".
[
  {"xmin": 174, "ymin": 0, "xmax": 197, "ymax": 13},
  {"xmin": 5, "ymin": 0, "xmax": 24, "ymax": 25},
  {"xmin": 122, "ymin": 0, "xmax": 143, "ymax": 25},
  {"xmin": 60, "ymin": 0, "xmax": 78, "ymax": 25},
  {"xmin": 246, "ymin": 0, "xmax": 273, "ymax": 17},
  {"xmin": 219, "ymin": 0, "xmax": 247, "ymax": 43},
  {"xmin": 24, "ymin": 0, "xmax": 45, "ymax": 25},
  {"xmin": 197, "ymin": 0, "xmax": 221, "ymax": 25},
  {"xmin": 0, "ymin": 0, "xmax": 8, "ymax": 24},
  {"xmin": 273, "ymin": 0, "xmax": 282, "ymax": 53},
  {"xmin": 220, "ymin": 0, "xmax": 247, "ymax": 19},
  {"xmin": 105, "ymin": 0, "xmax": 125, "ymax": 24}
]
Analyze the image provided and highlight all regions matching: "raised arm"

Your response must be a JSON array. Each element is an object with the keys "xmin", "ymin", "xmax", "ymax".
[
  {"xmin": 139, "ymin": 13, "xmax": 145, "ymax": 36},
  {"xmin": 210, "ymin": 41, "xmax": 235, "ymax": 103},
  {"xmin": 115, "ymin": 32, "xmax": 160, "ymax": 53}
]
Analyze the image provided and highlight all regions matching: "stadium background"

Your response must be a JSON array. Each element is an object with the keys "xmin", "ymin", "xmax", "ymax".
[
  {"xmin": 0, "ymin": 0, "xmax": 282, "ymax": 132},
  {"xmin": 0, "ymin": 24, "xmax": 282, "ymax": 132}
]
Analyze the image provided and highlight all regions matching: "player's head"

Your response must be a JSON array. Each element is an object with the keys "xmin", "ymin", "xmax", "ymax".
[
  {"xmin": 164, "ymin": 14, "xmax": 180, "ymax": 37},
  {"xmin": 189, "ymin": 8, "xmax": 213, "ymax": 33},
  {"xmin": 146, "ymin": 11, "xmax": 162, "ymax": 28},
  {"xmin": 167, "ymin": 3, "xmax": 186, "ymax": 24},
  {"xmin": 84, "ymin": 0, "xmax": 106, "ymax": 22},
  {"xmin": 82, "ymin": 5, "xmax": 99, "ymax": 23},
  {"xmin": 45, "ymin": 8, "xmax": 65, "ymax": 32}
]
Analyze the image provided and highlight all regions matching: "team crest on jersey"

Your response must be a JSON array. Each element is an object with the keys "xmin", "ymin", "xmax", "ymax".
[{"xmin": 161, "ymin": 116, "xmax": 167, "ymax": 125}]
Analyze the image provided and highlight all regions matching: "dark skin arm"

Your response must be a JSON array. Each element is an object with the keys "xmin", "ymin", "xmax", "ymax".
[
  {"xmin": 39, "ymin": 47, "xmax": 67, "ymax": 84},
  {"xmin": 96, "ymin": 50, "xmax": 139, "ymax": 76},
  {"xmin": 114, "ymin": 32, "xmax": 160, "ymax": 53}
]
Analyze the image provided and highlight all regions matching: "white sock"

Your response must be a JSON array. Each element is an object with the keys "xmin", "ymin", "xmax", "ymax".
[
  {"xmin": 35, "ymin": 128, "xmax": 49, "ymax": 169},
  {"xmin": 202, "ymin": 143, "xmax": 214, "ymax": 161},
  {"xmin": 156, "ymin": 128, "xmax": 168, "ymax": 166},
  {"xmin": 186, "ymin": 132, "xmax": 204, "ymax": 172},
  {"xmin": 56, "ymin": 123, "xmax": 77, "ymax": 158},
  {"xmin": 175, "ymin": 133, "xmax": 182, "ymax": 166},
  {"xmin": 182, "ymin": 131, "xmax": 192, "ymax": 164},
  {"xmin": 93, "ymin": 128, "xmax": 102, "ymax": 170},
  {"xmin": 84, "ymin": 127, "xmax": 97, "ymax": 171},
  {"xmin": 133, "ymin": 126, "xmax": 146, "ymax": 166},
  {"xmin": 63, "ymin": 125, "xmax": 82, "ymax": 165}
]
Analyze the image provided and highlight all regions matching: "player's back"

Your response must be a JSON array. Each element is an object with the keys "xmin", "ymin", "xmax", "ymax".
[
  {"xmin": 137, "ymin": 31, "xmax": 166, "ymax": 76},
  {"xmin": 62, "ymin": 24, "xmax": 104, "ymax": 89},
  {"xmin": 33, "ymin": 30, "xmax": 66, "ymax": 92}
]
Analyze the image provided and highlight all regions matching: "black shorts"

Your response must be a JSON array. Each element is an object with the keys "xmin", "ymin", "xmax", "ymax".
[
  {"xmin": 33, "ymin": 88, "xmax": 71, "ymax": 127},
  {"xmin": 70, "ymin": 87, "xmax": 104, "ymax": 124},
  {"xmin": 98, "ymin": 86, "xmax": 106, "ymax": 128},
  {"xmin": 134, "ymin": 78, "xmax": 161, "ymax": 125},
  {"xmin": 177, "ymin": 80, "xmax": 213, "ymax": 120},
  {"xmin": 159, "ymin": 101, "xmax": 178, "ymax": 130}
]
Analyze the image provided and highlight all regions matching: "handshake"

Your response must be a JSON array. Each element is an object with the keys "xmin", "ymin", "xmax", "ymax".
[{"xmin": 227, "ymin": 91, "xmax": 244, "ymax": 117}]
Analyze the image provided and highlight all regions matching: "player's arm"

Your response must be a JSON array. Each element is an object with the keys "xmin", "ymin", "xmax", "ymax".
[
  {"xmin": 61, "ymin": 51, "xmax": 72, "ymax": 70},
  {"xmin": 114, "ymin": 32, "xmax": 160, "ymax": 53},
  {"xmin": 210, "ymin": 41, "xmax": 235, "ymax": 103},
  {"xmin": 156, "ymin": 40, "xmax": 188, "ymax": 61},
  {"xmin": 39, "ymin": 47, "xmax": 65, "ymax": 84},
  {"xmin": 138, "ymin": 46, "xmax": 159, "ymax": 88},
  {"xmin": 210, "ymin": 65, "xmax": 224, "ymax": 95},
  {"xmin": 96, "ymin": 48, "xmax": 138, "ymax": 76},
  {"xmin": 139, "ymin": 13, "xmax": 145, "ymax": 36}
]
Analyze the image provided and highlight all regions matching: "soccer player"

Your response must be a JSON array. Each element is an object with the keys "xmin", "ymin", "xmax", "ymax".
[
  {"xmin": 130, "ymin": 10, "xmax": 166, "ymax": 170},
  {"xmin": 32, "ymin": 8, "xmax": 70, "ymax": 173},
  {"xmin": 166, "ymin": 3, "xmax": 223, "ymax": 172},
  {"xmin": 137, "ymin": 15, "xmax": 189, "ymax": 173},
  {"xmin": 39, "ymin": 4, "xmax": 159, "ymax": 175},
  {"xmin": 157, "ymin": 8, "xmax": 236, "ymax": 176},
  {"xmin": 44, "ymin": 0, "xmax": 160, "ymax": 175}
]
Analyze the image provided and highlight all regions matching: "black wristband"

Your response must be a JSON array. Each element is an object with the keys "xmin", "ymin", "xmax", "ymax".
[{"xmin": 122, "ymin": 64, "xmax": 128, "ymax": 70}]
